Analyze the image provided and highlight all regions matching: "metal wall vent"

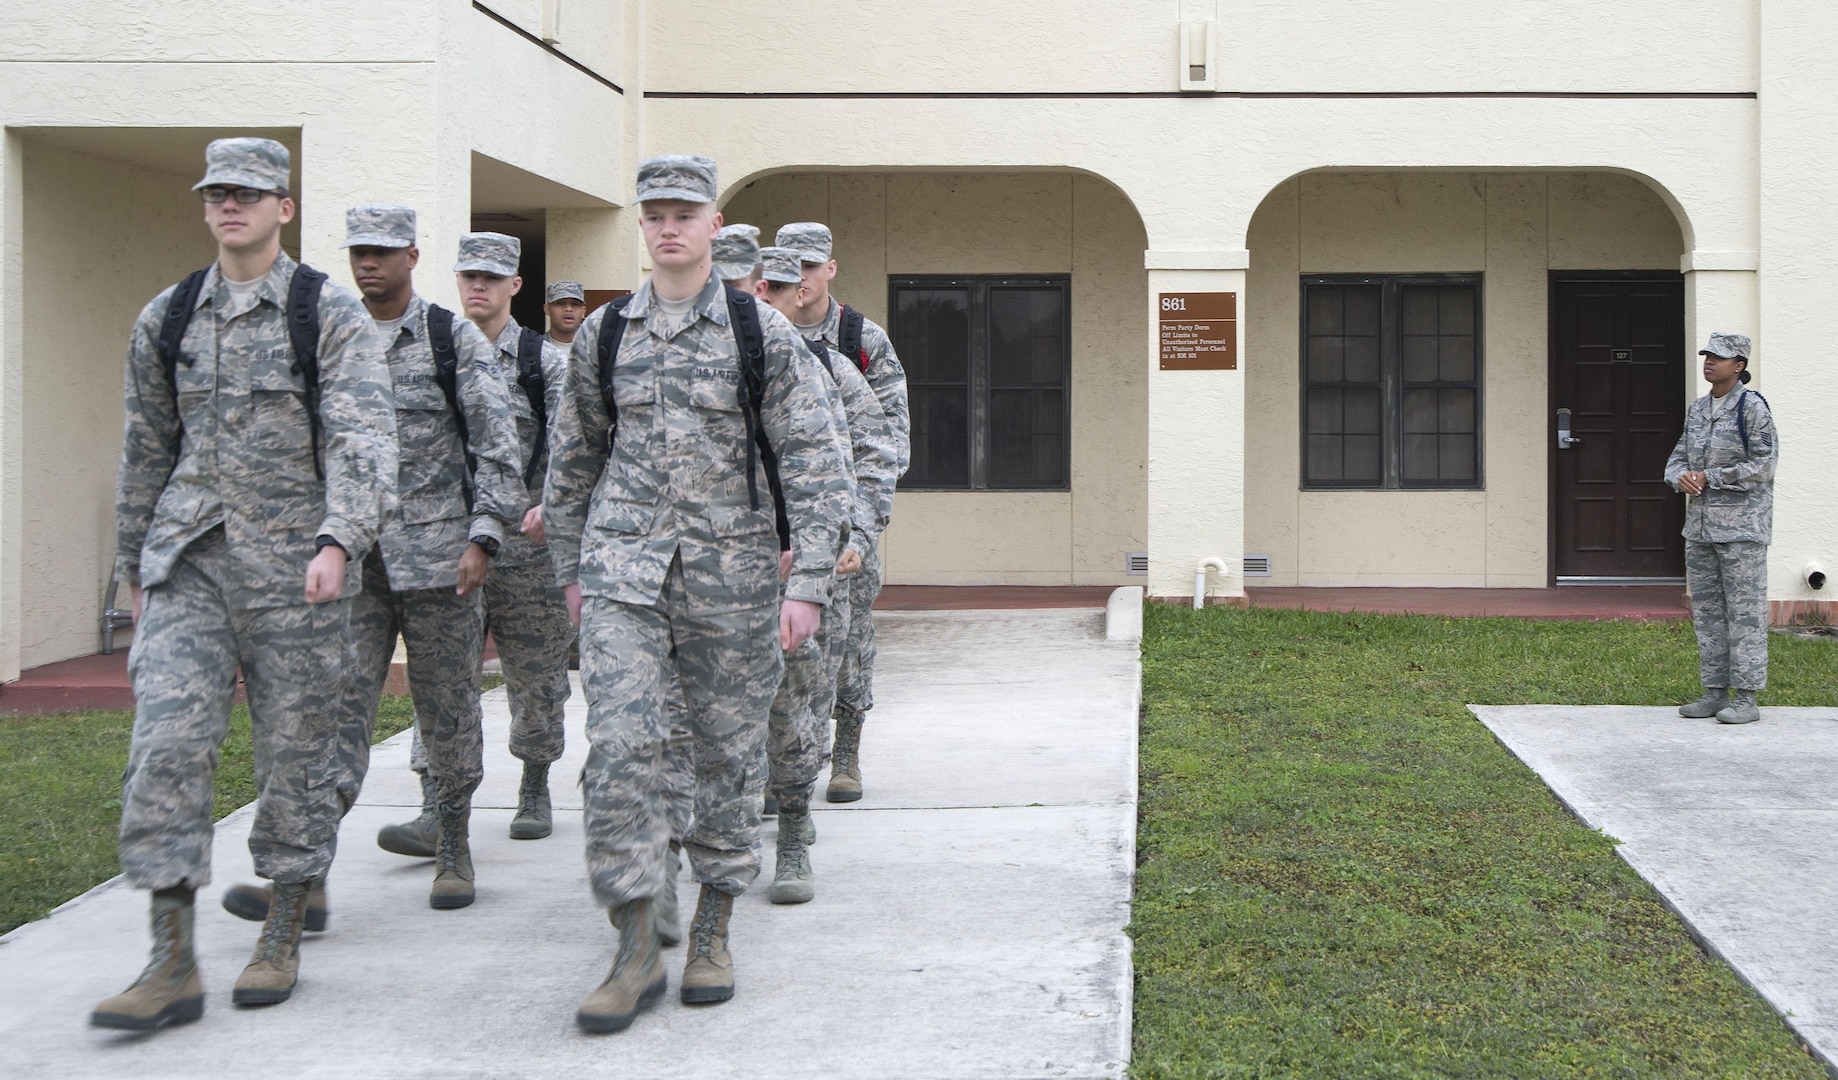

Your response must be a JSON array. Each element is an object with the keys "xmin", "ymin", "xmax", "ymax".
[
  {"xmin": 1243, "ymin": 554, "xmax": 1273, "ymax": 577},
  {"xmin": 1125, "ymin": 552, "xmax": 1149, "ymax": 576}
]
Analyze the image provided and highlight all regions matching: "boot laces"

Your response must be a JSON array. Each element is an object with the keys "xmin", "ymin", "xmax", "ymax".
[
  {"xmin": 254, "ymin": 887, "xmax": 306, "ymax": 962},
  {"xmin": 134, "ymin": 908, "xmax": 188, "ymax": 985},
  {"xmin": 689, "ymin": 895, "xmax": 725, "ymax": 958},
  {"xmin": 436, "ymin": 805, "xmax": 468, "ymax": 874},
  {"xmin": 517, "ymin": 770, "xmax": 547, "ymax": 819}
]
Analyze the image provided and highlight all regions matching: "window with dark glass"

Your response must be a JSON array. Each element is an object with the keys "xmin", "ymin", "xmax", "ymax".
[
  {"xmin": 1301, "ymin": 275, "xmax": 1481, "ymax": 489},
  {"xmin": 890, "ymin": 276, "xmax": 1070, "ymax": 490}
]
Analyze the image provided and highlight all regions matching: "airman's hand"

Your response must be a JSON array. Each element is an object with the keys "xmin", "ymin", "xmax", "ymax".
[
  {"xmin": 305, "ymin": 546, "xmax": 348, "ymax": 604},
  {"xmin": 781, "ymin": 599, "xmax": 821, "ymax": 651},
  {"xmin": 564, "ymin": 582, "xmax": 583, "ymax": 627},
  {"xmin": 456, "ymin": 543, "xmax": 490, "ymax": 595},
  {"xmin": 836, "ymin": 549, "xmax": 863, "ymax": 576},
  {"xmin": 520, "ymin": 505, "xmax": 546, "ymax": 546}
]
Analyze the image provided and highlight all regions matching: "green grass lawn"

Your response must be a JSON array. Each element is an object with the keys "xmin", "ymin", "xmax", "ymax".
[
  {"xmin": 1133, "ymin": 606, "xmax": 1836, "ymax": 1079},
  {"xmin": 0, "ymin": 681, "xmax": 476, "ymax": 936}
]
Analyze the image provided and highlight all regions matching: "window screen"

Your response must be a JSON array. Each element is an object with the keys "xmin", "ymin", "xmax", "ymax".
[
  {"xmin": 1301, "ymin": 276, "xmax": 1482, "ymax": 489},
  {"xmin": 891, "ymin": 277, "xmax": 1070, "ymax": 490}
]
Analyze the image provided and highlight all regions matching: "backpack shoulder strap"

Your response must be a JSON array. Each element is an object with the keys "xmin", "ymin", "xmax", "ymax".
[
  {"xmin": 515, "ymin": 326, "xmax": 548, "ymax": 488},
  {"xmin": 425, "ymin": 303, "xmax": 476, "ymax": 511},
  {"xmin": 287, "ymin": 265, "xmax": 329, "ymax": 480},
  {"xmin": 1736, "ymin": 387, "xmax": 1772, "ymax": 455},
  {"xmin": 151, "ymin": 267, "xmax": 212, "ymax": 460},
  {"xmin": 806, "ymin": 337, "xmax": 837, "ymax": 379},
  {"xmin": 596, "ymin": 295, "xmax": 635, "ymax": 451},
  {"xmin": 723, "ymin": 287, "xmax": 790, "ymax": 546},
  {"xmin": 838, "ymin": 304, "xmax": 868, "ymax": 374},
  {"xmin": 156, "ymin": 269, "xmax": 212, "ymax": 383}
]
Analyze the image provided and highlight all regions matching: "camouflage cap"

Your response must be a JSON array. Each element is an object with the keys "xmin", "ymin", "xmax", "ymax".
[
  {"xmin": 193, "ymin": 137, "xmax": 291, "ymax": 193},
  {"xmin": 777, "ymin": 222, "xmax": 833, "ymax": 264},
  {"xmin": 712, "ymin": 224, "xmax": 763, "ymax": 281},
  {"xmin": 545, "ymin": 279, "xmax": 586, "ymax": 304},
  {"xmin": 636, "ymin": 155, "xmax": 717, "ymax": 203},
  {"xmin": 340, "ymin": 204, "xmax": 417, "ymax": 249},
  {"xmin": 1699, "ymin": 332, "xmax": 1752, "ymax": 361},
  {"xmin": 758, "ymin": 246, "xmax": 804, "ymax": 285},
  {"xmin": 455, "ymin": 232, "xmax": 520, "ymax": 276}
]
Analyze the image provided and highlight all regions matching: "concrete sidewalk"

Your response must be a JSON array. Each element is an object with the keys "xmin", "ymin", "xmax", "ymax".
[
  {"xmin": 1474, "ymin": 704, "xmax": 1838, "ymax": 1071},
  {"xmin": 0, "ymin": 608, "xmax": 1137, "ymax": 1080}
]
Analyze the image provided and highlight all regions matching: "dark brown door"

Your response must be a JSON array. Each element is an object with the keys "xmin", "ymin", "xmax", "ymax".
[{"xmin": 1550, "ymin": 274, "xmax": 1686, "ymax": 581}]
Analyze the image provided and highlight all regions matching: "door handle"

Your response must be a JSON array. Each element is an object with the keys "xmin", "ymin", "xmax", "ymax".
[{"xmin": 1556, "ymin": 408, "xmax": 1583, "ymax": 449}]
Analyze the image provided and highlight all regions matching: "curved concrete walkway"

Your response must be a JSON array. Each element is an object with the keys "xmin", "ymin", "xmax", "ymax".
[
  {"xmin": 0, "ymin": 608, "xmax": 1137, "ymax": 1080},
  {"xmin": 1475, "ymin": 704, "xmax": 1838, "ymax": 1072}
]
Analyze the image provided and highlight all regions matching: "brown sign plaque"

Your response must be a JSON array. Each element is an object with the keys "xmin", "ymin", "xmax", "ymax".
[{"xmin": 1158, "ymin": 292, "xmax": 1237, "ymax": 370}]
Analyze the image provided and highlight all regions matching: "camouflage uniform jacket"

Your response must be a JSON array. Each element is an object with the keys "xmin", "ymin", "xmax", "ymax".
[
  {"xmin": 545, "ymin": 274, "xmax": 852, "ymax": 614},
  {"xmin": 810, "ymin": 298, "xmax": 911, "ymax": 477},
  {"xmin": 490, "ymin": 317, "xmax": 567, "ymax": 569},
  {"xmin": 115, "ymin": 252, "xmax": 398, "ymax": 608},
  {"xmin": 373, "ymin": 294, "xmax": 525, "ymax": 590},
  {"xmin": 811, "ymin": 340, "xmax": 898, "ymax": 558},
  {"xmin": 1665, "ymin": 387, "xmax": 1778, "ymax": 545}
]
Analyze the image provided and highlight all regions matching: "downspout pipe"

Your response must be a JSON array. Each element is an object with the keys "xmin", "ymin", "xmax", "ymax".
[{"xmin": 1193, "ymin": 557, "xmax": 1229, "ymax": 610}]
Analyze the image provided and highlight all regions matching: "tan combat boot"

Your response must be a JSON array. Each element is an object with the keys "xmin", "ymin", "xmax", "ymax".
[
  {"xmin": 91, "ymin": 886, "xmax": 205, "ymax": 1030},
  {"xmin": 680, "ymin": 885, "xmax": 736, "ymax": 1004},
  {"xmin": 509, "ymin": 762, "xmax": 553, "ymax": 840},
  {"xmin": 769, "ymin": 793, "xmax": 816, "ymax": 905},
  {"xmin": 377, "ymin": 771, "xmax": 440, "ymax": 857},
  {"xmin": 576, "ymin": 898, "xmax": 666, "ymax": 1033},
  {"xmin": 232, "ymin": 880, "xmax": 312, "ymax": 1005},
  {"xmin": 825, "ymin": 715, "xmax": 864, "ymax": 803},
  {"xmin": 655, "ymin": 841, "xmax": 683, "ymax": 946},
  {"xmin": 220, "ymin": 877, "xmax": 329, "ymax": 932},
  {"xmin": 430, "ymin": 799, "xmax": 476, "ymax": 909}
]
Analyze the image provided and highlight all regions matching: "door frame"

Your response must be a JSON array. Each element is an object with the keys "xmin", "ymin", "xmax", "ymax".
[{"xmin": 1545, "ymin": 270, "xmax": 1687, "ymax": 586}]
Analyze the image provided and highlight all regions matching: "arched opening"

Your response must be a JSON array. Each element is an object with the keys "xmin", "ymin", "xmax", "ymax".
[
  {"xmin": 722, "ymin": 169, "xmax": 1150, "ymax": 587},
  {"xmin": 1241, "ymin": 168, "xmax": 1687, "ymax": 588}
]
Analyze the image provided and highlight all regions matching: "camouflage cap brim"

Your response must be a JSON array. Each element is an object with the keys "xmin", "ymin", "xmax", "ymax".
[
  {"xmin": 713, "ymin": 258, "xmax": 760, "ymax": 281},
  {"xmin": 340, "ymin": 232, "xmax": 414, "ymax": 250}
]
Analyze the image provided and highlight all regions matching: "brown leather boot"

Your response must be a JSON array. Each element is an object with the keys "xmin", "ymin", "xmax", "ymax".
[
  {"xmin": 91, "ymin": 887, "xmax": 204, "ymax": 1030},
  {"xmin": 220, "ymin": 878, "xmax": 329, "ymax": 932},
  {"xmin": 430, "ymin": 799, "xmax": 475, "ymax": 909},
  {"xmin": 680, "ymin": 885, "xmax": 736, "ymax": 1004},
  {"xmin": 576, "ymin": 898, "xmax": 665, "ymax": 1033},
  {"xmin": 825, "ymin": 715, "xmax": 864, "ymax": 802},
  {"xmin": 232, "ymin": 880, "xmax": 312, "ymax": 1005}
]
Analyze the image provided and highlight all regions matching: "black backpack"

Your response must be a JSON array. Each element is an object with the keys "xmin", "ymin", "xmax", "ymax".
[
  {"xmin": 1734, "ymin": 387, "xmax": 1772, "ymax": 456},
  {"xmin": 154, "ymin": 263, "xmax": 329, "ymax": 478},
  {"xmin": 597, "ymin": 287, "xmax": 791, "ymax": 546},
  {"xmin": 838, "ymin": 304, "xmax": 868, "ymax": 374},
  {"xmin": 425, "ymin": 304, "xmax": 480, "ymax": 513},
  {"xmin": 512, "ymin": 327, "xmax": 549, "ymax": 489},
  {"xmin": 428, "ymin": 314, "xmax": 550, "ymax": 508}
]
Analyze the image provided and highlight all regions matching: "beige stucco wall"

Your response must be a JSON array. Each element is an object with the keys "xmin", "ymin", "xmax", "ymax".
[
  {"xmin": 18, "ymin": 140, "xmax": 217, "ymax": 667},
  {"xmin": 720, "ymin": 172, "xmax": 1148, "ymax": 586},
  {"xmin": 1244, "ymin": 171, "xmax": 1684, "ymax": 586}
]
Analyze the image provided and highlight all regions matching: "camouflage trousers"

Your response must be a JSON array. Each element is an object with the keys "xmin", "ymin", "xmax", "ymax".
[
  {"xmin": 1686, "ymin": 539, "xmax": 1770, "ymax": 691},
  {"xmin": 484, "ymin": 558, "xmax": 574, "ymax": 766},
  {"xmin": 833, "ymin": 539, "xmax": 883, "ymax": 724},
  {"xmin": 662, "ymin": 674, "xmax": 695, "ymax": 843},
  {"xmin": 580, "ymin": 557, "xmax": 780, "ymax": 907},
  {"xmin": 333, "ymin": 549, "xmax": 485, "ymax": 814},
  {"xmin": 808, "ymin": 575, "xmax": 855, "ymax": 762},
  {"xmin": 764, "ymin": 583, "xmax": 844, "ymax": 797},
  {"xmin": 119, "ymin": 527, "xmax": 353, "ymax": 890}
]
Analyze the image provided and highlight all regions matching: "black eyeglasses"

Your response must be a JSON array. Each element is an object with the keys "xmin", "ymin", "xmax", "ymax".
[{"xmin": 199, "ymin": 187, "xmax": 275, "ymax": 204}]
